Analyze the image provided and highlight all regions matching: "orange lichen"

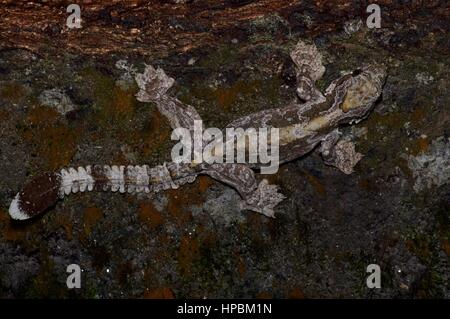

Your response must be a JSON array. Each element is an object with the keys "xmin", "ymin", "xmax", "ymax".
[
  {"xmin": 397, "ymin": 157, "xmax": 414, "ymax": 180},
  {"xmin": 21, "ymin": 106, "xmax": 79, "ymax": 170},
  {"xmin": 400, "ymin": 135, "xmax": 430, "ymax": 157},
  {"xmin": 255, "ymin": 292, "xmax": 273, "ymax": 299},
  {"xmin": 212, "ymin": 80, "xmax": 264, "ymax": 111},
  {"xmin": 35, "ymin": 126, "xmax": 78, "ymax": 170},
  {"xmin": 197, "ymin": 175, "xmax": 214, "ymax": 193},
  {"xmin": 245, "ymin": 209, "xmax": 264, "ymax": 228},
  {"xmin": 166, "ymin": 190, "xmax": 194, "ymax": 226},
  {"xmin": 178, "ymin": 234, "xmax": 200, "ymax": 276},
  {"xmin": 213, "ymin": 83, "xmax": 251, "ymax": 111},
  {"xmin": 0, "ymin": 82, "xmax": 26, "ymax": 103},
  {"xmin": 183, "ymin": 78, "xmax": 279, "ymax": 116},
  {"xmin": 81, "ymin": 67, "xmax": 144, "ymax": 145},
  {"xmin": 370, "ymin": 111, "xmax": 407, "ymax": 130},
  {"xmin": 405, "ymin": 238, "xmax": 431, "ymax": 261},
  {"xmin": 442, "ymin": 240, "xmax": 450, "ymax": 257},
  {"xmin": 410, "ymin": 108, "xmax": 426, "ymax": 125},
  {"xmin": 138, "ymin": 201, "xmax": 164, "ymax": 230},
  {"xmin": 112, "ymin": 151, "xmax": 131, "ymax": 166},
  {"xmin": 359, "ymin": 178, "xmax": 373, "ymax": 191},
  {"xmin": 143, "ymin": 287, "xmax": 175, "ymax": 299},
  {"xmin": 83, "ymin": 207, "xmax": 104, "ymax": 237},
  {"xmin": 117, "ymin": 261, "xmax": 134, "ymax": 286},
  {"xmin": 0, "ymin": 211, "xmax": 27, "ymax": 242},
  {"xmin": 415, "ymin": 136, "xmax": 430, "ymax": 154},
  {"xmin": 200, "ymin": 231, "xmax": 218, "ymax": 250},
  {"xmin": 149, "ymin": 238, "xmax": 171, "ymax": 263},
  {"xmin": 54, "ymin": 213, "xmax": 74, "ymax": 241},
  {"xmin": 0, "ymin": 109, "xmax": 10, "ymax": 121},
  {"xmin": 26, "ymin": 106, "xmax": 59, "ymax": 124},
  {"xmin": 365, "ymin": 107, "xmax": 432, "ymax": 157},
  {"xmin": 140, "ymin": 108, "xmax": 172, "ymax": 159},
  {"xmin": 234, "ymin": 251, "xmax": 247, "ymax": 277},
  {"xmin": 165, "ymin": 176, "xmax": 213, "ymax": 226},
  {"xmin": 114, "ymin": 87, "xmax": 135, "ymax": 115},
  {"xmin": 287, "ymin": 287, "xmax": 305, "ymax": 299}
]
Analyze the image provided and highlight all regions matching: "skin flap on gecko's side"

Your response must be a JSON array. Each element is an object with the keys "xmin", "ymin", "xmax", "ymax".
[{"xmin": 8, "ymin": 41, "xmax": 387, "ymax": 221}]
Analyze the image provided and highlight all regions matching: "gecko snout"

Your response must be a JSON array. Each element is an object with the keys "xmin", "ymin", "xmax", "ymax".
[
  {"xmin": 340, "ymin": 64, "xmax": 387, "ymax": 115},
  {"xmin": 361, "ymin": 64, "xmax": 387, "ymax": 89}
]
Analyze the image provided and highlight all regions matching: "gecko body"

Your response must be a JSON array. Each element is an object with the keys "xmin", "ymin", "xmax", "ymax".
[{"xmin": 9, "ymin": 41, "xmax": 386, "ymax": 220}]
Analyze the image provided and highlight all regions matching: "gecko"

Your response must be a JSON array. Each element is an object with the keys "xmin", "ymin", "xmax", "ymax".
[{"xmin": 8, "ymin": 41, "xmax": 387, "ymax": 220}]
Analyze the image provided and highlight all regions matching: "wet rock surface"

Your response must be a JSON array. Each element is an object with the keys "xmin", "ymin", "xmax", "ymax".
[{"xmin": 0, "ymin": 1, "xmax": 449, "ymax": 298}]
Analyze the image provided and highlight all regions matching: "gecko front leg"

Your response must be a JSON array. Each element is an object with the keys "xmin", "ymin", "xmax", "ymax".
[
  {"xmin": 135, "ymin": 64, "xmax": 202, "ymax": 130},
  {"xmin": 290, "ymin": 40, "xmax": 326, "ymax": 103},
  {"xmin": 320, "ymin": 130, "xmax": 363, "ymax": 175}
]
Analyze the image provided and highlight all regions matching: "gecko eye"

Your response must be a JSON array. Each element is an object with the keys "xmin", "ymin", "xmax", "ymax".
[{"xmin": 352, "ymin": 69, "xmax": 362, "ymax": 76}]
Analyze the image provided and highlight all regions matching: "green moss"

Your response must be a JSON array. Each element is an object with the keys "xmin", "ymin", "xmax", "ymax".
[
  {"xmin": 248, "ymin": 14, "xmax": 289, "ymax": 43},
  {"xmin": 404, "ymin": 233, "xmax": 433, "ymax": 263},
  {"xmin": 25, "ymin": 254, "xmax": 68, "ymax": 298},
  {"xmin": 76, "ymin": 65, "xmax": 176, "ymax": 164},
  {"xmin": 83, "ymin": 282, "xmax": 100, "ymax": 299},
  {"xmin": 198, "ymin": 46, "xmax": 240, "ymax": 71},
  {"xmin": 177, "ymin": 76, "xmax": 283, "ymax": 129}
]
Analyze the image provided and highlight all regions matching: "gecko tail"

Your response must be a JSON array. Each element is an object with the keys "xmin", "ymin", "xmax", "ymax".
[
  {"xmin": 8, "ymin": 165, "xmax": 132, "ymax": 221},
  {"xmin": 9, "ymin": 172, "xmax": 61, "ymax": 220},
  {"xmin": 9, "ymin": 164, "xmax": 198, "ymax": 221}
]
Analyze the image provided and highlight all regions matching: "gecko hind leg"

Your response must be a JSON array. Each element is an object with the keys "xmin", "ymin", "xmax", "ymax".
[{"xmin": 201, "ymin": 163, "xmax": 285, "ymax": 218}]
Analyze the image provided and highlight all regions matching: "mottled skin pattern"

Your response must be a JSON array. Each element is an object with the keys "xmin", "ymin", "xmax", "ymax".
[{"xmin": 8, "ymin": 41, "xmax": 386, "ymax": 220}]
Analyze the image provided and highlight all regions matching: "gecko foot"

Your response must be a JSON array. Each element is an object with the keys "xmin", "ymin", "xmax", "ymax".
[
  {"xmin": 239, "ymin": 179, "xmax": 285, "ymax": 218},
  {"xmin": 135, "ymin": 64, "xmax": 175, "ymax": 102},
  {"xmin": 290, "ymin": 40, "xmax": 326, "ymax": 83},
  {"xmin": 322, "ymin": 140, "xmax": 363, "ymax": 175}
]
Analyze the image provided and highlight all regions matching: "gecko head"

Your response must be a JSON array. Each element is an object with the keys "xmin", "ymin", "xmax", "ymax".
[{"xmin": 336, "ymin": 64, "xmax": 387, "ymax": 120}]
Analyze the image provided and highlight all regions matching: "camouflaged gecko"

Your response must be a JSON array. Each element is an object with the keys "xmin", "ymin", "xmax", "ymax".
[{"xmin": 8, "ymin": 41, "xmax": 386, "ymax": 220}]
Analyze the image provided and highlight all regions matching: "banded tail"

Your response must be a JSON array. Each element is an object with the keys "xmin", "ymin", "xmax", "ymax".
[{"xmin": 9, "ymin": 163, "xmax": 198, "ymax": 220}]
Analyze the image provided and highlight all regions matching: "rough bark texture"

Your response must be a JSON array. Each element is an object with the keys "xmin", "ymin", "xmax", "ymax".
[
  {"xmin": 0, "ymin": 1, "xmax": 449, "ymax": 298},
  {"xmin": 1, "ymin": 1, "xmax": 449, "ymax": 57}
]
